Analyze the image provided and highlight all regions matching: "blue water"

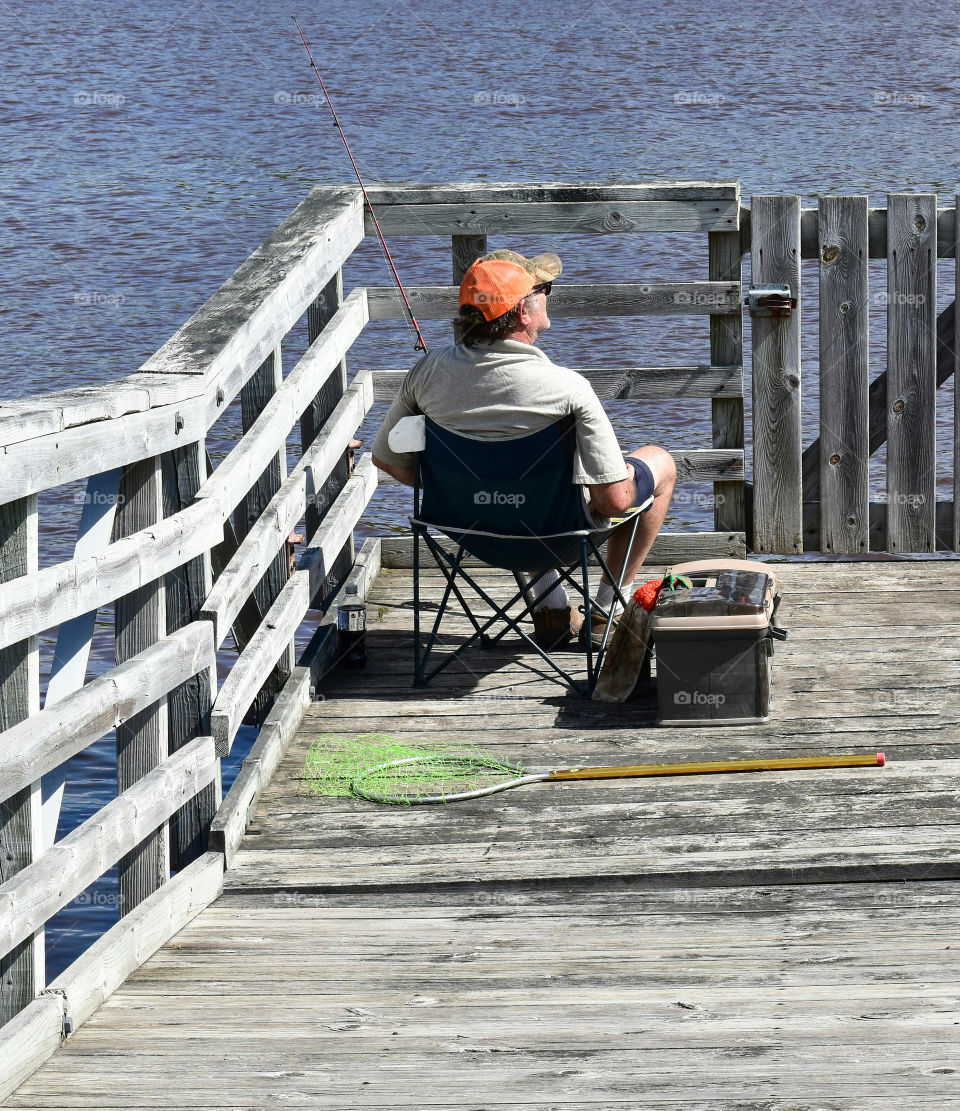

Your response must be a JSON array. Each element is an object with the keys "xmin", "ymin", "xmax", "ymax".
[{"xmin": 3, "ymin": 0, "xmax": 960, "ymax": 977}]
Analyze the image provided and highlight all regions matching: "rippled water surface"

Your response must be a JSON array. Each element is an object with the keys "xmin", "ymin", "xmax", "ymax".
[{"xmin": 3, "ymin": 0, "xmax": 958, "ymax": 974}]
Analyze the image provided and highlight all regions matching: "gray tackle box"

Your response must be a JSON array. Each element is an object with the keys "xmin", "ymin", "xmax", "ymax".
[{"xmin": 650, "ymin": 559, "xmax": 786, "ymax": 725}]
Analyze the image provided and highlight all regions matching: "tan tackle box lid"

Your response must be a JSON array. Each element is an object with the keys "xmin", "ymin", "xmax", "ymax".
[{"xmin": 651, "ymin": 558, "xmax": 779, "ymax": 633}]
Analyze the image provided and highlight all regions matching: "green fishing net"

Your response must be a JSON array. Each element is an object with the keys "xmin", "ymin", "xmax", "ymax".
[{"xmin": 302, "ymin": 732, "xmax": 523, "ymax": 804}]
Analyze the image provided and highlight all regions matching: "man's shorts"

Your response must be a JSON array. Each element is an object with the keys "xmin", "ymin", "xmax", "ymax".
[{"xmin": 624, "ymin": 456, "xmax": 656, "ymax": 511}]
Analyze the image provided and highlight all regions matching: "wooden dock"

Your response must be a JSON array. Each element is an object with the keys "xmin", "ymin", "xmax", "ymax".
[
  {"xmin": 4, "ymin": 178, "xmax": 960, "ymax": 1105},
  {"xmin": 5, "ymin": 559, "xmax": 960, "ymax": 1108}
]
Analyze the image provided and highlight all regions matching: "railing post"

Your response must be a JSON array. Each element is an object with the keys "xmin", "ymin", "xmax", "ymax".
[
  {"xmin": 115, "ymin": 456, "xmax": 169, "ymax": 915},
  {"xmin": 750, "ymin": 194, "xmax": 803, "ymax": 553},
  {"xmin": 886, "ymin": 193, "xmax": 937, "ymax": 553},
  {"xmin": 818, "ymin": 195, "xmax": 870, "ymax": 554},
  {"xmin": 302, "ymin": 270, "xmax": 351, "ymax": 608},
  {"xmin": 708, "ymin": 228, "xmax": 745, "ymax": 533},
  {"xmin": 163, "ymin": 440, "xmax": 220, "ymax": 869},
  {"xmin": 237, "ymin": 348, "xmax": 295, "ymax": 723},
  {"xmin": 0, "ymin": 495, "xmax": 42, "ymax": 1024},
  {"xmin": 41, "ymin": 469, "xmax": 123, "ymax": 850}
]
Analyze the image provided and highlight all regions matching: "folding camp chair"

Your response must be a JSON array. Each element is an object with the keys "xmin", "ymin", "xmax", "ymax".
[{"xmin": 406, "ymin": 415, "xmax": 650, "ymax": 696}]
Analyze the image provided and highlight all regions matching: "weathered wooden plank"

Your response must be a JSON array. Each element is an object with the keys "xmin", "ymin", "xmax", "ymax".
[
  {"xmin": 672, "ymin": 448, "xmax": 743, "ymax": 481},
  {"xmin": 803, "ymin": 499, "xmax": 956, "ymax": 551},
  {"xmin": 818, "ymin": 195, "xmax": 870, "ymax": 553},
  {"xmin": 377, "ymin": 448, "xmax": 742, "ymax": 485},
  {"xmin": 201, "ymin": 371, "xmax": 373, "ymax": 647},
  {"xmin": 366, "ymin": 282, "xmax": 741, "ymax": 322},
  {"xmin": 209, "ymin": 668, "xmax": 312, "ymax": 868},
  {"xmin": 750, "ymin": 194, "xmax": 803, "ymax": 553},
  {"xmin": 379, "ymin": 530, "xmax": 746, "ymax": 569},
  {"xmin": 0, "ymin": 495, "xmax": 42, "ymax": 1026},
  {"xmin": 236, "ymin": 350, "xmax": 286, "ymax": 550},
  {"xmin": 210, "ymin": 457, "xmax": 378, "ymax": 754},
  {"xmin": 302, "ymin": 270, "xmax": 353, "ymax": 609},
  {"xmin": 955, "ymin": 198, "xmax": 960, "ymax": 552},
  {"xmin": 0, "ymin": 735, "xmax": 217, "ymax": 957},
  {"xmin": 0, "ymin": 382, "xmax": 156, "ymax": 447},
  {"xmin": 41, "ymin": 469, "xmax": 123, "ymax": 849},
  {"xmin": 373, "ymin": 364, "xmax": 744, "ymax": 403},
  {"xmin": 796, "ymin": 203, "xmax": 958, "ymax": 260},
  {"xmin": 366, "ymin": 180, "xmax": 740, "ymax": 205},
  {"xmin": 228, "ymin": 828, "xmax": 960, "ymax": 891},
  {"xmin": 0, "ymin": 298, "xmax": 367, "ymax": 655},
  {"xmin": 236, "ymin": 745, "xmax": 960, "ymax": 881},
  {"xmin": 114, "ymin": 456, "xmax": 169, "ymax": 917},
  {"xmin": 0, "ymin": 995, "xmax": 63, "ymax": 1103},
  {"xmin": 367, "ymin": 197, "xmax": 740, "ymax": 236},
  {"xmin": 0, "ymin": 400, "xmax": 212, "ymax": 508},
  {"xmin": 801, "ymin": 299, "xmax": 956, "ymax": 504},
  {"xmin": 709, "ymin": 229, "xmax": 745, "ymax": 533},
  {"xmin": 255, "ymin": 763, "xmax": 960, "ymax": 828},
  {"xmin": 0, "ymin": 623, "xmax": 214, "ymax": 804},
  {"xmin": 198, "ymin": 288, "xmax": 367, "ymax": 520},
  {"xmin": 0, "ymin": 852, "xmax": 222, "ymax": 1102},
  {"xmin": 0, "ymin": 498, "xmax": 218, "ymax": 654},
  {"xmin": 0, "ymin": 187, "xmax": 364, "ymax": 497},
  {"xmin": 236, "ymin": 347, "xmax": 294, "ymax": 723},
  {"xmin": 886, "ymin": 194, "xmax": 938, "ymax": 553},
  {"xmin": 13, "ymin": 1056, "xmax": 958, "ymax": 1107},
  {"xmin": 49, "ymin": 851, "xmax": 222, "ymax": 1031},
  {"xmin": 161, "ymin": 442, "xmax": 218, "ymax": 869}
]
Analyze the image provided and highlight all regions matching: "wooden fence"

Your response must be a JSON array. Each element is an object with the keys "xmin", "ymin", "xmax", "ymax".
[
  {"xmin": 0, "ymin": 184, "xmax": 381, "ymax": 1094},
  {"xmin": 1, "ymin": 177, "xmax": 957, "ymax": 1095},
  {"xmin": 748, "ymin": 193, "xmax": 959, "ymax": 554}
]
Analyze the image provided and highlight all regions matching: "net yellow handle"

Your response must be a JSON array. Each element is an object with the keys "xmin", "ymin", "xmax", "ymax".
[{"xmin": 548, "ymin": 752, "xmax": 885, "ymax": 781}]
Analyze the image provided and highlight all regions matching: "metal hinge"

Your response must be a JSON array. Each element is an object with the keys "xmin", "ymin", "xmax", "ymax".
[{"xmin": 744, "ymin": 284, "xmax": 797, "ymax": 318}]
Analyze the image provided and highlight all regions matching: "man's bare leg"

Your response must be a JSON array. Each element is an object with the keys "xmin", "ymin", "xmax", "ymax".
[{"xmin": 602, "ymin": 445, "xmax": 676, "ymax": 596}]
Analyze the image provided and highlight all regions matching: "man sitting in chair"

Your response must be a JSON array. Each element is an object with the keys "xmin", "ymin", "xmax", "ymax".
[{"xmin": 371, "ymin": 249, "xmax": 676, "ymax": 650}]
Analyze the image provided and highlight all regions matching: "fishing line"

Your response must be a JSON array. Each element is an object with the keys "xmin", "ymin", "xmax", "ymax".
[{"xmin": 292, "ymin": 16, "xmax": 428, "ymax": 352}]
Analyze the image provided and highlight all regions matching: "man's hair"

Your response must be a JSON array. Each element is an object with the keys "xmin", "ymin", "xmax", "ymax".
[{"xmin": 456, "ymin": 301, "xmax": 525, "ymax": 346}]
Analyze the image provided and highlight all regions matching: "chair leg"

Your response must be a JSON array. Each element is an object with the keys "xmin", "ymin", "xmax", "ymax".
[
  {"xmin": 441, "ymin": 543, "xmax": 488, "ymax": 641},
  {"xmin": 420, "ymin": 551, "xmax": 588, "ymax": 693},
  {"xmin": 580, "ymin": 540, "xmax": 595, "ymax": 690},
  {"xmin": 584, "ymin": 513, "xmax": 643, "ymax": 686},
  {"xmin": 412, "ymin": 526, "xmax": 427, "ymax": 688},
  {"xmin": 416, "ymin": 536, "xmax": 498, "ymax": 687}
]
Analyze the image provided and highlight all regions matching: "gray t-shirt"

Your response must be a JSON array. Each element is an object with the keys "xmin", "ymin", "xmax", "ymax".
[{"xmin": 371, "ymin": 339, "xmax": 629, "ymax": 486}]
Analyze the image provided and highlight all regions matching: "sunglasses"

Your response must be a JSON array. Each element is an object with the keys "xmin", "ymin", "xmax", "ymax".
[{"xmin": 531, "ymin": 281, "xmax": 553, "ymax": 296}]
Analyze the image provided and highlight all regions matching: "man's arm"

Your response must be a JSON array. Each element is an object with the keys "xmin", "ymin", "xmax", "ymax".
[
  {"xmin": 372, "ymin": 456, "xmax": 416, "ymax": 487},
  {"xmin": 587, "ymin": 473, "xmax": 636, "ymax": 517},
  {"xmin": 370, "ymin": 357, "xmax": 428, "ymax": 486}
]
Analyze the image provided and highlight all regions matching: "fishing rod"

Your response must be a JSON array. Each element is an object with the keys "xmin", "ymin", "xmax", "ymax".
[{"xmin": 292, "ymin": 16, "xmax": 428, "ymax": 353}]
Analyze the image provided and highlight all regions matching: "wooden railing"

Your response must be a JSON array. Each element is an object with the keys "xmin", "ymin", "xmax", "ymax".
[
  {"xmin": 0, "ymin": 183, "xmax": 381, "ymax": 1095},
  {"xmin": 3, "ymin": 176, "xmax": 956, "ymax": 1098},
  {"xmin": 747, "ymin": 193, "xmax": 960, "ymax": 554},
  {"xmin": 364, "ymin": 180, "xmax": 749, "ymax": 566}
]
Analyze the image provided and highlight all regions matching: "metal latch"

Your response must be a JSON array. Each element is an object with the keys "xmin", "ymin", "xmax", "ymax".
[{"xmin": 744, "ymin": 284, "xmax": 797, "ymax": 318}]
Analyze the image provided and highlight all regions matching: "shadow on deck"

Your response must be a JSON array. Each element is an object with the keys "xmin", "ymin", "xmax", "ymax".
[{"xmin": 8, "ymin": 560, "xmax": 960, "ymax": 1109}]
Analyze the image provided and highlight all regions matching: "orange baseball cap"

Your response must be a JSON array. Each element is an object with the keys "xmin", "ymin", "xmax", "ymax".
[{"xmin": 458, "ymin": 249, "xmax": 562, "ymax": 321}]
